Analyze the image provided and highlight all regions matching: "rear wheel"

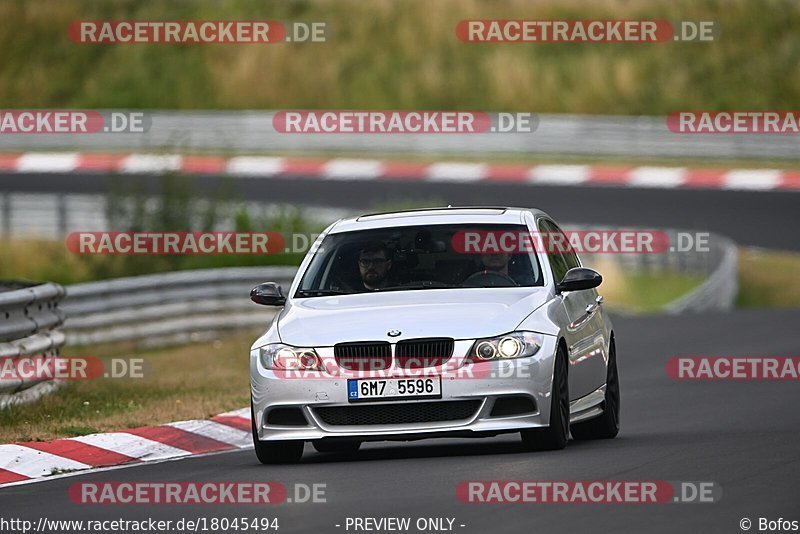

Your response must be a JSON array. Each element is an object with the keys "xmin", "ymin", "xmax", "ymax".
[
  {"xmin": 312, "ymin": 440, "xmax": 362, "ymax": 454},
  {"xmin": 251, "ymin": 403, "xmax": 304, "ymax": 464},
  {"xmin": 521, "ymin": 344, "xmax": 569, "ymax": 451},
  {"xmin": 570, "ymin": 339, "xmax": 620, "ymax": 440}
]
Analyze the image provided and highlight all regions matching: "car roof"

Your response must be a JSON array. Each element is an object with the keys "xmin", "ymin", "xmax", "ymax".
[{"xmin": 328, "ymin": 206, "xmax": 548, "ymax": 234}]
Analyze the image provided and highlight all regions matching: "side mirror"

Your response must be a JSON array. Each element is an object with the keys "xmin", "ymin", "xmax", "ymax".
[
  {"xmin": 250, "ymin": 282, "xmax": 286, "ymax": 306},
  {"xmin": 557, "ymin": 267, "xmax": 602, "ymax": 293}
]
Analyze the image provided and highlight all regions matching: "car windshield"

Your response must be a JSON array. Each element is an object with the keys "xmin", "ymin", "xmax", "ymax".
[{"xmin": 295, "ymin": 223, "xmax": 543, "ymax": 297}]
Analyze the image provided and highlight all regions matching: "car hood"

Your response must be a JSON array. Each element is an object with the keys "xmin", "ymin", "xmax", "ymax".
[{"xmin": 277, "ymin": 288, "xmax": 550, "ymax": 346}]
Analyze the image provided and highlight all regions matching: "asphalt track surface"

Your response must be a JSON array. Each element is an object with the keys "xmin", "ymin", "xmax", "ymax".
[
  {"xmin": 1, "ymin": 308, "xmax": 798, "ymax": 534},
  {"xmin": 2, "ymin": 172, "xmax": 798, "ymax": 532},
  {"xmin": 2, "ymin": 172, "xmax": 799, "ymax": 250}
]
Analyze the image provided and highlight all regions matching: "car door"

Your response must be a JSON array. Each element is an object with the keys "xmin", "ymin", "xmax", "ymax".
[{"xmin": 540, "ymin": 219, "xmax": 606, "ymax": 399}]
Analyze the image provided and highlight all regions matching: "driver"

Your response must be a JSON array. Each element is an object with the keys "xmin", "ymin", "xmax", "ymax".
[
  {"xmin": 479, "ymin": 252, "xmax": 511, "ymax": 276},
  {"xmin": 357, "ymin": 242, "xmax": 393, "ymax": 290},
  {"xmin": 461, "ymin": 252, "xmax": 522, "ymax": 287}
]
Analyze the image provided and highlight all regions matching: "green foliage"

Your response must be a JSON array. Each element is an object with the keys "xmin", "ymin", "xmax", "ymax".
[
  {"xmin": 0, "ymin": 175, "xmax": 318, "ymax": 284},
  {"xmin": 0, "ymin": 0, "xmax": 797, "ymax": 114}
]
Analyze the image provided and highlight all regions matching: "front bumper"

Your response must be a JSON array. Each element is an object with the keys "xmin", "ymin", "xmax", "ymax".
[{"xmin": 250, "ymin": 336, "xmax": 558, "ymax": 442}]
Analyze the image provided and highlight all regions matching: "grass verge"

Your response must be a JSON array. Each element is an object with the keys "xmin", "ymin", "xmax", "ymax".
[
  {"xmin": 0, "ymin": 331, "xmax": 256, "ymax": 443},
  {"xmin": 621, "ymin": 273, "xmax": 707, "ymax": 313},
  {"xmin": 586, "ymin": 255, "xmax": 706, "ymax": 314},
  {"xmin": 736, "ymin": 248, "xmax": 800, "ymax": 308}
]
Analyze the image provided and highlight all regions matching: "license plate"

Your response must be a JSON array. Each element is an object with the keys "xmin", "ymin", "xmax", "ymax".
[{"xmin": 347, "ymin": 377, "xmax": 442, "ymax": 402}]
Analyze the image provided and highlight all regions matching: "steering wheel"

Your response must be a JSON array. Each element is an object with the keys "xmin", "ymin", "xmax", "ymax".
[{"xmin": 461, "ymin": 270, "xmax": 519, "ymax": 287}]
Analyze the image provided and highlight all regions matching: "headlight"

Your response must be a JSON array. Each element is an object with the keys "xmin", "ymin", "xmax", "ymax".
[
  {"xmin": 467, "ymin": 332, "xmax": 543, "ymax": 362},
  {"xmin": 257, "ymin": 344, "xmax": 321, "ymax": 370}
]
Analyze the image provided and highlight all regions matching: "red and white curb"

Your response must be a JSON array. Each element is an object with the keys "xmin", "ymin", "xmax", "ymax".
[
  {"xmin": 0, "ymin": 152, "xmax": 798, "ymax": 191},
  {"xmin": 0, "ymin": 407, "xmax": 251, "ymax": 488}
]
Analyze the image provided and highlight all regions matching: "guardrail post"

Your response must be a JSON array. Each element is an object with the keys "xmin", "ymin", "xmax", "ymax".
[
  {"xmin": 1, "ymin": 192, "xmax": 10, "ymax": 237},
  {"xmin": 57, "ymin": 193, "xmax": 68, "ymax": 237}
]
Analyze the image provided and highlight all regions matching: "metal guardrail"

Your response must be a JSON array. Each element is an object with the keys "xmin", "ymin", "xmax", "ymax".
[
  {"xmin": 0, "ymin": 230, "xmax": 737, "ymax": 407},
  {"xmin": 0, "ymin": 282, "xmax": 65, "ymax": 342},
  {"xmin": 664, "ymin": 235, "xmax": 739, "ymax": 314},
  {"xmin": 581, "ymin": 228, "xmax": 738, "ymax": 314},
  {"xmin": 0, "ymin": 282, "xmax": 66, "ymax": 407},
  {"xmin": 62, "ymin": 267, "xmax": 295, "ymax": 346},
  {"xmin": 0, "ymin": 192, "xmax": 349, "ymax": 240},
  {"xmin": 0, "ymin": 112, "xmax": 797, "ymax": 160}
]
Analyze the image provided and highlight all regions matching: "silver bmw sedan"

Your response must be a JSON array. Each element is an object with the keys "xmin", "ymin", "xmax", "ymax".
[{"xmin": 249, "ymin": 207, "xmax": 619, "ymax": 463}]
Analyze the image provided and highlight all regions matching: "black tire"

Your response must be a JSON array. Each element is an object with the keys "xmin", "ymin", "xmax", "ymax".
[
  {"xmin": 521, "ymin": 344, "xmax": 569, "ymax": 451},
  {"xmin": 312, "ymin": 440, "xmax": 362, "ymax": 454},
  {"xmin": 570, "ymin": 339, "xmax": 620, "ymax": 440},
  {"xmin": 251, "ymin": 403, "xmax": 304, "ymax": 464}
]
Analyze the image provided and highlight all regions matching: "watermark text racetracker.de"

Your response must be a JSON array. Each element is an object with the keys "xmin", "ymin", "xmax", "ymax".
[
  {"xmin": 273, "ymin": 110, "xmax": 538, "ymax": 134},
  {"xmin": 668, "ymin": 111, "xmax": 800, "ymax": 134},
  {"xmin": 66, "ymin": 232, "xmax": 319, "ymax": 255},
  {"xmin": 667, "ymin": 357, "xmax": 800, "ymax": 380},
  {"xmin": 456, "ymin": 19, "xmax": 719, "ymax": 42},
  {"xmin": 69, "ymin": 20, "xmax": 328, "ymax": 44},
  {"xmin": 451, "ymin": 229, "xmax": 710, "ymax": 255},
  {"xmin": 0, "ymin": 356, "xmax": 147, "ymax": 381},
  {"xmin": 0, "ymin": 110, "xmax": 148, "ymax": 134},
  {"xmin": 458, "ymin": 480, "xmax": 721, "ymax": 504},
  {"xmin": 260, "ymin": 355, "xmax": 525, "ymax": 380},
  {"xmin": 69, "ymin": 481, "xmax": 326, "ymax": 505}
]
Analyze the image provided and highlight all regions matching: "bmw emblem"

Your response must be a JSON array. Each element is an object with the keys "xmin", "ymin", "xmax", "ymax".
[{"xmin": 387, "ymin": 330, "xmax": 401, "ymax": 337}]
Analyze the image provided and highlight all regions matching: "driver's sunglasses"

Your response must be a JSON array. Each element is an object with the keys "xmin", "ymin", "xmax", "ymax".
[{"xmin": 359, "ymin": 258, "xmax": 388, "ymax": 267}]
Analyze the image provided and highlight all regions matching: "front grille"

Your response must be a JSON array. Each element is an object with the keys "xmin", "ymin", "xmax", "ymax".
[
  {"xmin": 395, "ymin": 338, "xmax": 454, "ymax": 368},
  {"xmin": 334, "ymin": 341, "xmax": 392, "ymax": 371},
  {"xmin": 314, "ymin": 400, "xmax": 481, "ymax": 426}
]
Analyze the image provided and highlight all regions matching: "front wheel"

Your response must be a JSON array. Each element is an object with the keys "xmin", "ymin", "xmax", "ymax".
[
  {"xmin": 520, "ymin": 344, "xmax": 569, "ymax": 451},
  {"xmin": 251, "ymin": 403, "xmax": 304, "ymax": 464},
  {"xmin": 570, "ymin": 338, "xmax": 620, "ymax": 440}
]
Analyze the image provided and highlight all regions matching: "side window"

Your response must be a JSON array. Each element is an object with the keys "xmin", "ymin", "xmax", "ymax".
[
  {"xmin": 538, "ymin": 219, "xmax": 569, "ymax": 283},
  {"xmin": 549, "ymin": 221, "xmax": 580, "ymax": 270}
]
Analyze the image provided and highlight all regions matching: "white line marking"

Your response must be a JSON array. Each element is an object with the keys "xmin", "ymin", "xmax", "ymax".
[
  {"xmin": 226, "ymin": 157, "xmax": 286, "ymax": 177},
  {"xmin": 628, "ymin": 167, "xmax": 687, "ymax": 188},
  {"xmin": 528, "ymin": 165, "xmax": 590, "ymax": 185},
  {"xmin": 323, "ymin": 159, "xmax": 384, "ymax": 180},
  {"xmin": 0, "ymin": 445, "xmax": 252, "ymax": 489},
  {"xmin": 16, "ymin": 152, "xmax": 79, "ymax": 173},
  {"xmin": 723, "ymin": 169, "xmax": 782, "ymax": 190},
  {"xmin": 0, "ymin": 444, "xmax": 90, "ymax": 478},
  {"xmin": 218, "ymin": 407, "xmax": 250, "ymax": 418},
  {"xmin": 120, "ymin": 154, "xmax": 182, "ymax": 174},
  {"xmin": 167, "ymin": 420, "xmax": 250, "ymax": 447},
  {"xmin": 426, "ymin": 162, "xmax": 487, "ymax": 182},
  {"xmin": 70, "ymin": 433, "xmax": 190, "ymax": 461}
]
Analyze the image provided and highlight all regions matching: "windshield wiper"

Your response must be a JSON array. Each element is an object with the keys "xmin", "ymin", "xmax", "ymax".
[
  {"xmin": 375, "ymin": 281, "xmax": 455, "ymax": 292},
  {"xmin": 295, "ymin": 289, "xmax": 351, "ymax": 297}
]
